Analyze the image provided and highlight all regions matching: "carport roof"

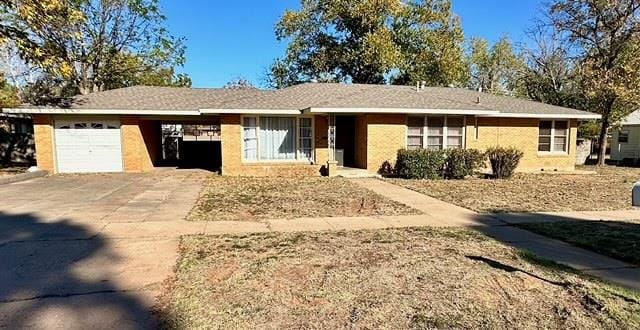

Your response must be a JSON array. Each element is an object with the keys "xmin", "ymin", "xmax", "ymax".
[{"xmin": 3, "ymin": 83, "xmax": 600, "ymax": 119}]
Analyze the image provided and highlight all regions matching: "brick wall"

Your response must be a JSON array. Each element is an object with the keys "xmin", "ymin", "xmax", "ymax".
[
  {"xmin": 121, "ymin": 116, "xmax": 156, "ymax": 172},
  {"xmin": 465, "ymin": 117, "xmax": 578, "ymax": 172},
  {"xmin": 365, "ymin": 114, "xmax": 407, "ymax": 173},
  {"xmin": 220, "ymin": 114, "xmax": 327, "ymax": 176},
  {"xmin": 32, "ymin": 114, "xmax": 55, "ymax": 172}
]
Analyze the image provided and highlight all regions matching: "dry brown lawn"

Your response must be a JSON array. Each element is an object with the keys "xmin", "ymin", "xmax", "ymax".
[
  {"xmin": 389, "ymin": 166, "xmax": 640, "ymax": 213},
  {"xmin": 188, "ymin": 176, "xmax": 419, "ymax": 221},
  {"xmin": 157, "ymin": 228, "xmax": 640, "ymax": 329}
]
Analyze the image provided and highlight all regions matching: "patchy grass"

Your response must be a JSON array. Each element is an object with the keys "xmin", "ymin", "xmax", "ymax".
[
  {"xmin": 389, "ymin": 166, "xmax": 640, "ymax": 213},
  {"xmin": 517, "ymin": 221, "xmax": 640, "ymax": 266},
  {"xmin": 157, "ymin": 228, "xmax": 640, "ymax": 329},
  {"xmin": 188, "ymin": 176, "xmax": 419, "ymax": 221}
]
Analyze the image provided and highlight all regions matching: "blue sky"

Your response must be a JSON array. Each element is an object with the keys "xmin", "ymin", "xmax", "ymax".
[{"xmin": 163, "ymin": 0, "xmax": 545, "ymax": 88}]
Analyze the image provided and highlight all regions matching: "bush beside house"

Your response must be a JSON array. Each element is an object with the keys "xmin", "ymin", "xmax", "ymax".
[
  {"xmin": 393, "ymin": 147, "xmax": 523, "ymax": 180},
  {"xmin": 485, "ymin": 147, "xmax": 524, "ymax": 179}
]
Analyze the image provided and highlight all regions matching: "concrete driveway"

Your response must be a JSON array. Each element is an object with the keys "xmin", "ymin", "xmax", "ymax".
[{"xmin": 0, "ymin": 170, "xmax": 209, "ymax": 329}]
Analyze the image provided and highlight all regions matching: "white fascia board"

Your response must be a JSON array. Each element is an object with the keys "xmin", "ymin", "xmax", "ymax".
[
  {"xmin": 478, "ymin": 112, "xmax": 602, "ymax": 119},
  {"xmin": 199, "ymin": 109, "xmax": 302, "ymax": 115},
  {"xmin": 3, "ymin": 108, "xmax": 202, "ymax": 116},
  {"xmin": 307, "ymin": 107, "xmax": 499, "ymax": 115}
]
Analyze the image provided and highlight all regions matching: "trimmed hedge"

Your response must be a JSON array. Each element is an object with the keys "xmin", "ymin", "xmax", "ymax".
[
  {"xmin": 444, "ymin": 148, "xmax": 486, "ymax": 179},
  {"xmin": 486, "ymin": 147, "xmax": 524, "ymax": 179},
  {"xmin": 395, "ymin": 148, "xmax": 486, "ymax": 180},
  {"xmin": 395, "ymin": 149, "xmax": 447, "ymax": 179}
]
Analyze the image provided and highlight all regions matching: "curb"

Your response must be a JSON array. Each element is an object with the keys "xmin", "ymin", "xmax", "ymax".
[{"xmin": 0, "ymin": 170, "xmax": 48, "ymax": 185}]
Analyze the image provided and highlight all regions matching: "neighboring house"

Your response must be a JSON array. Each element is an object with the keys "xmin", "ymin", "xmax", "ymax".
[
  {"xmin": 0, "ymin": 112, "xmax": 35, "ymax": 166},
  {"xmin": 3, "ymin": 83, "xmax": 599, "ymax": 176},
  {"xmin": 611, "ymin": 110, "xmax": 640, "ymax": 163}
]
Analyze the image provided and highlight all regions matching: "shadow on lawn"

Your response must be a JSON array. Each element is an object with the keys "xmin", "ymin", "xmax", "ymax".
[
  {"xmin": 0, "ymin": 211, "xmax": 161, "ymax": 328},
  {"xmin": 471, "ymin": 212, "xmax": 640, "ymax": 290}
]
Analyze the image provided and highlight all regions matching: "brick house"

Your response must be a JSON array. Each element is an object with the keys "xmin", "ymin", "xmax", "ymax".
[{"xmin": 3, "ymin": 83, "xmax": 600, "ymax": 176}]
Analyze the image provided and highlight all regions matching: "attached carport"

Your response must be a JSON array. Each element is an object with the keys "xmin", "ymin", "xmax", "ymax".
[{"xmin": 3, "ymin": 86, "xmax": 267, "ymax": 174}]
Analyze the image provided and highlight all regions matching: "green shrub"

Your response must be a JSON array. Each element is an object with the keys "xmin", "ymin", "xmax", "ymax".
[
  {"xmin": 485, "ymin": 147, "xmax": 524, "ymax": 179},
  {"xmin": 445, "ymin": 148, "xmax": 486, "ymax": 179},
  {"xmin": 395, "ymin": 149, "xmax": 447, "ymax": 179}
]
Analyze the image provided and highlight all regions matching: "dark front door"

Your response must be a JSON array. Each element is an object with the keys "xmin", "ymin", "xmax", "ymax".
[{"xmin": 335, "ymin": 116, "xmax": 356, "ymax": 167}]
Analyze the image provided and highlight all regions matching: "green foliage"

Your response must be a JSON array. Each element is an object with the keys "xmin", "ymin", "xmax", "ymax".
[
  {"xmin": 395, "ymin": 148, "xmax": 486, "ymax": 180},
  {"xmin": 395, "ymin": 149, "xmax": 447, "ymax": 179},
  {"xmin": 270, "ymin": 0, "xmax": 467, "ymax": 87},
  {"xmin": 0, "ymin": 73, "xmax": 18, "ymax": 108},
  {"xmin": 444, "ymin": 148, "xmax": 486, "ymax": 179},
  {"xmin": 546, "ymin": 0, "xmax": 640, "ymax": 165},
  {"xmin": 578, "ymin": 120, "xmax": 601, "ymax": 140},
  {"xmin": 485, "ymin": 147, "xmax": 524, "ymax": 179},
  {"xmin": 468, "ymin": 36, "xmax": 525, "ymax": 95},
  {"xmin": 0, "ymin": 0, "xmax": 189, "ymax": 95}
]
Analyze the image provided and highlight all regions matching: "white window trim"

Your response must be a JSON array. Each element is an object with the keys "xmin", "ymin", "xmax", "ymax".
[
  {"xmin": 240, "ymin": 115, "xmax": 315, "ymax": 164},
  {"xmin": 538, "ymin": 119, "xmax": 570, "ymax": 155},
  {"xmin": 406, "ymin": 115, "xmax": 466, "ymax": 150},
  {"xmin": 618, "ymin": 130, "xmax": 630, "ymax": 144}
]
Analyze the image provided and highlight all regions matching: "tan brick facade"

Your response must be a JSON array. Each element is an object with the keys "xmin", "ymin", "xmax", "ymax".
[
  {"xmin": 365, "ymin": 114, "xmax": 407, "ymax": 173},
  {"xmin": 121, "ymin": 116, "xmax": 156, "ymax": 172},
  {"xmin": 32, "ymin": 114, "xmax": 56, "ymax": 173},
  {"xmin": 465, "ymin": 117, "xmax": 578, "ymax": 172},
  {"xmin": 31, "ymin": 112, "xmax": 578, "ymax": 176}
]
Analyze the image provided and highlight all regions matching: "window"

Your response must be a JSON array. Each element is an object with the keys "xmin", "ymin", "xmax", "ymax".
[
  {"xmin": 243, "ymin": 116, "xmax": 314, "ymax": 162},
  {"xmin": 619, "ymin": 131, "xmax": 629, "ymax": 143},
  {"xmin": 446, "ymin": 116, "xmax": 464, "ymax": 149},
  {"xmin": 299, "ymin": 118, "xmax": 313, "ymax": 160},
  {"xmin": 407, "ymin": 116, "xmax": 465, "ymax": 150},
  {"xmin": 407, "ymin": 117, "xmax": 424, "ymax": 150},
  {"xmin": 538, "ymin": 120, "xmax": 569, "ymax": 153}
]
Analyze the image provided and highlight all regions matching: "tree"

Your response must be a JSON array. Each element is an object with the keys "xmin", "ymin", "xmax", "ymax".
[
  {"xmin": 270, "ymin": 0, "xmax": 467, "ymax": 86},
  {"xmin": 518, "ymin": 24, "xmax": 585, "ymax": 109},
  {"xmin": 223, "ymin": 77, "xmax": 257, "ymax": 90},
  {"xmin": 391, "ymin": 0, "xmax": 468, "ymax": 86},
  {"xmin": 468, "ymin": 36, "xmax": 525, "ymax": 95},
  {"xmin": 0, "ymin": 73, "xmax": 19, "ymax": 108},
  {"xmin": 0, "ymin": 0, "xmax": 189, "ymax": 96},
  {"xmin": 547, "ymin": 0, "xmax": 640, "ymax": 166}
]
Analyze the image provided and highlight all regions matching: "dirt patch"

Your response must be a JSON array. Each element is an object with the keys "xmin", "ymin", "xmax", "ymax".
[
  {"xmin": 157, "ymin": 228, "xmax": 640, "ymax": 329},
  {"xmin": 389, "ymin": 166, "xmax": 640, "ymax": 213},
  {"xmin": 188, "ymin": 176, "xmax": 419, "ymax": 221}
]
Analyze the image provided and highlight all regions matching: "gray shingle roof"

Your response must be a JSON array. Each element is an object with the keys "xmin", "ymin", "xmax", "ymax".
[
  {"xmin": 24, "ymin": 85, "xmax": 270, "ymax": 110},
  {"xmin": 13, "ymin": 82, "xmax": 597, "ymax": 118}
]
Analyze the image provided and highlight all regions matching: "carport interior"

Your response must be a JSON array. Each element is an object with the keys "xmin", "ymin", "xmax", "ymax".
[{"xmin": 141, "ymin": 116, "xmax": 221, "ymax": 171}]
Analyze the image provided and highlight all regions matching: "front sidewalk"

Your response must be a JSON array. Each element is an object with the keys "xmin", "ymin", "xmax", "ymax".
[
  {"xmin": 86, "ymin": 177, "xmax": 640, "ymax": 291},
  {"xmin": 350, "ymin": 178, "xmax": 640, "ymax": 291}
]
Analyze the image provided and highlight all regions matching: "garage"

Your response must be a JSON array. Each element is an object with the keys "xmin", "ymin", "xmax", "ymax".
[{"xmin": 54, "ymin": 119, "xmax": 123, "ymax": 173}]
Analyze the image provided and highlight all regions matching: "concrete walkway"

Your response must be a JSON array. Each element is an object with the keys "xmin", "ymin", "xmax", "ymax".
[
  {"xmin": 1, "ymin": 173, "xmax": 638, "ymax": 328},
  {"xmin": 350, "ymin": 178, "xmax": 640, "ymax": 291}
]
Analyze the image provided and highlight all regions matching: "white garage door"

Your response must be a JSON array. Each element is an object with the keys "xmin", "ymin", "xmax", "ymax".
[{"xmin": 55, "ymin": 119, "xmax": 123, "ymax": 173}]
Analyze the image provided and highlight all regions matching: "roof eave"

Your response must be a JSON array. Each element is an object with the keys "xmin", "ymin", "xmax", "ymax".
[
  {"xmin": 306, "ymin": 107, "xmax": 499, "ymax": 115},
  {"xmin": 2, "ymin": 108, "xmax": 202, "ymax": 116},
  {"xmin": 199, "ymin": 109, "xmax": 302, "ymax": 115},
  {"xmin": 478, "ymin": 112, "xmax": 601, "ymax": 119}
]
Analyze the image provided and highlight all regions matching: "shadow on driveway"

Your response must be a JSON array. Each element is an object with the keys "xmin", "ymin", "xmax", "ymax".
[{"xmin": 0, "ymin": 211, "xmax": 166, "ymax": 328}]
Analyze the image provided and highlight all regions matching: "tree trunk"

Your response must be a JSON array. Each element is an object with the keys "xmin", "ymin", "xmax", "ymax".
[{"xmin": 597, "ymin": 116, "xmax": 609, "ymax": 166}]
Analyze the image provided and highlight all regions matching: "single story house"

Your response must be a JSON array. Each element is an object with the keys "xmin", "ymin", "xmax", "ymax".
[
  {"xmin": 3, "ymin": 83, "xmax": 600, "ymax": 176},
  {"xmin": 612, "ymin": 110, "xmax": 640, "ymax": 163}
]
